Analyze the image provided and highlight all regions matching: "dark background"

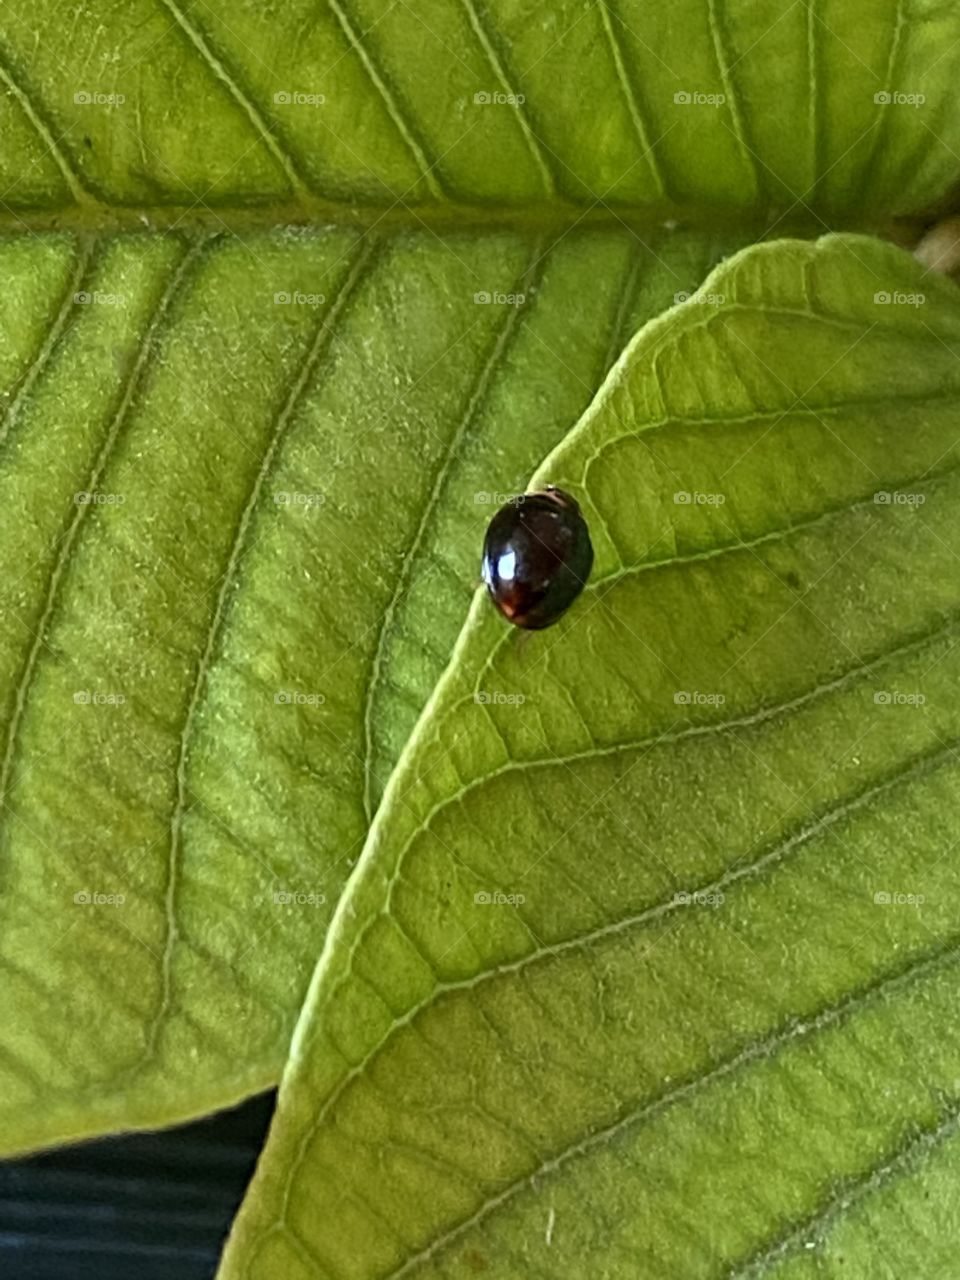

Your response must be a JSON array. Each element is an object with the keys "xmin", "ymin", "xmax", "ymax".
[{"xmin": 0, "ymin": 1093, "xmax": 274, "ymax": 1278}]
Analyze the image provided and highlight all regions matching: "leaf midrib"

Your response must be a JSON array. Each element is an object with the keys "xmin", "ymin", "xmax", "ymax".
[
  {"xmin": 0, "ymin": 200, "xmax": 924, "ymax": 241},
  {"xmin": 0, "ymin": 0, "xmax": 942, "ymax": 243}
]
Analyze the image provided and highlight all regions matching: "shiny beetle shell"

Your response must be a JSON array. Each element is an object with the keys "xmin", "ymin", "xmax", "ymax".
[{"xmin": 481, "ymin": 486, "xmax": 593, "ymax": 629}]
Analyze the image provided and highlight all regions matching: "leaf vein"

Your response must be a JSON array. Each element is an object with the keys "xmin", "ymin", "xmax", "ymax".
[
  {"xmin": 0, "ymin": 237, "xmax": 208, "ymax": 832},
  {"xmin": 578, "ymin": 384, "xmax": 960, "ymax": 508},
  {"xmin": 382, "ymin": 930, "xmax": 960, "ymax": 1277},
  {"xmin": 458, "ymin": 0, "xmax": 560, "ymax": 198},
  {"xmin": 156, "ymin": 0, "xmax": 312, "ymax": 196},
  {"xmin": 595, "ymin": 0, "xmax": 668, "ymax": 200},
  {"xmin": 731, "ymin": 1102, "xmax": 960, "ymax": 1277},
  {"xmin": 269, "ymin": 672, "xmax": 960, "ymax": 1261},
  {"xmin": 0, "ymin": 236, "xmax": 98, "ymax": 454},
  {"xmin": 0, "ymin": 47, "xmax": 96, "ymax": 207},
  {"xmin": 586, "ymin": 454, "xmax": 960, "ymax": 589},
  {"xmin": 140, "ymin": 233, "xmax": 380, "ymax": 1072},
  {"xmin": 361, "ymin": 240, "xmax": 549, "ymax": 820},
  {"xmin": 327, "ymin": 0, "xmax": 447, "ymax": 200},
  {"xmin": 707, "ymin": 0, "xmax": 763, "ymax": 200}
]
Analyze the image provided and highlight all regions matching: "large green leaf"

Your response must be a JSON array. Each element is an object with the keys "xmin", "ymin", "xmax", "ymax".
[
  {"xmin": 1, "ymin": 0, "xmax": 960, "ymax": 1164},
  {"xmin": 221, "ymin": 233, "xmax": 960, "ymax": 1278},
  {"xmin": 0, "ymin": 0, "xmax": 958, "ymax": 226},
  {"xmin": 0, "ymin": 225, "xmax": 737, "ymax": 1155}
]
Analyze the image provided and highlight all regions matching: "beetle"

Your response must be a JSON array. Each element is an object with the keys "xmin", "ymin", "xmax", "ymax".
[{"xmin": 481, "ymin": 486, "xmax": 593, "ymax": 629}]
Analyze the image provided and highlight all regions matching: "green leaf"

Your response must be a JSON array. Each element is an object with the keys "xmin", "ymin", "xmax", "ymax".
[
  {"xmin": 0, "ymin": 0, "xmax": 958, "ymax": 227},
  {"xmin": 220, "ymin": 234, "xmax": 960, "ymax": 1279},
  {"xmin": 2, "ymin": 0, "xmax": 960, "ymax": 1168},
  {"xmin": 0, "ymin": 225, "xmax": 736, "ymax": 1155}
]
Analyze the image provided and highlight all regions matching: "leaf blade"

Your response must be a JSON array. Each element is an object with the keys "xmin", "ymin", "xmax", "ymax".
[
  {"xmin": 1, "ymin": 0, "xmax": 959, "ymax": 224},
  {"xmin": 0, "ymin": 226, "xmax": 732, "ymax": 1154},
  {"xmin": 219, "ymin": 233, "xmax": 960, "ymax": 1279}
]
